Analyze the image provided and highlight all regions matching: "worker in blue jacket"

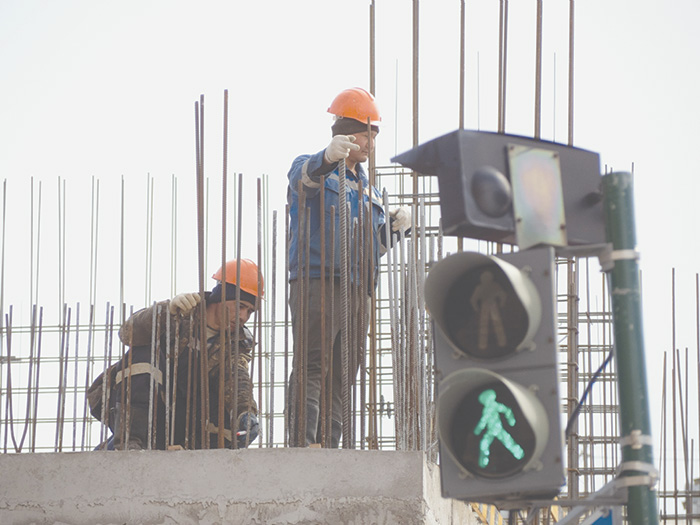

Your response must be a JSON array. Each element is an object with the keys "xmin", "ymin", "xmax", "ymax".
[{"xmin": 286, "ymin": 87, "xmax": 410, "ymax": 448}]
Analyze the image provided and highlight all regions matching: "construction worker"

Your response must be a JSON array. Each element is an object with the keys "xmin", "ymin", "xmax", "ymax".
[
  {"xmin": 286, "ymin": 87, "xmax": 410, "ymax": 448},
  {"xmin": 88, "ymin": 258, "xmax": 262, "ymax": 451}
]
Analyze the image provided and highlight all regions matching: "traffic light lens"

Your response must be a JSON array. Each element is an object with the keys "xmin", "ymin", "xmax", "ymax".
[
  {"xmin": 471, "ymin": 166, "xmax": 512, "ymax": 218},
  {"xmin": 450, "ymin": 381, "xmax": 535, "ymax": 478},
  {"xmin": 444, "ymin": 265, "xmax": 528, "ymax": 359}
]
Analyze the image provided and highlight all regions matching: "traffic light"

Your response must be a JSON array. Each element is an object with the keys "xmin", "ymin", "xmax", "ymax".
[
  {"xmin": 424, "ymin": 246, "xmax": 564, "ymax": 506},
  {"xmin": 391, "ymin": 129, "xmax": 605, "ymax": 250}
]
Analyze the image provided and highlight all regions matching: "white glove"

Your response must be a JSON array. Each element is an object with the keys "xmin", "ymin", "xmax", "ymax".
[
  {"xmin": 324, "ymin": 135, "xmax": 360, "ymax": 164},
  {"xmin": 169, "ymin": 293, "xmax": 201, "ymax": 315},
  {"xmin": 390, "ymin": 206, "xmax": 412, "ymax": 232}
]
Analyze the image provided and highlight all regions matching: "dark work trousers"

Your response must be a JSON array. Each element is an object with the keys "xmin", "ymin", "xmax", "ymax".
[{"xmin": 287, "ymin": 278, "xmax": 370, "ymax": 448}]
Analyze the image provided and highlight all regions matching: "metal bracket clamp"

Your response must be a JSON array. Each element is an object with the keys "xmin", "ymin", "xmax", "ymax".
[
  {"xmin": 615, "ymin": 460, "xmax": 659, "ymax": 490},
  {"xmin": 599, "ymin": 246, "xmax": 640, "ymax": 272},
  {"xmin": 619, "ymin": 430, "xmax": 654, "ymax": 450}
]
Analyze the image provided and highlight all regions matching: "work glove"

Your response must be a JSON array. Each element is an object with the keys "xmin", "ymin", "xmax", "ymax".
[
  {"xmin": 236, "ymin": 412, "xmax": 259, "ymax": 448},
  {"xmin": 169, "ymin": 292, "xmax": 201, "ymax": 315},
  {"xmin": 390, "ymin": 206, "xmax": 412, "ymax": 232},
  {"xmin": 324, "ymin": 135, "xmax": 360, "ymax": 164}
]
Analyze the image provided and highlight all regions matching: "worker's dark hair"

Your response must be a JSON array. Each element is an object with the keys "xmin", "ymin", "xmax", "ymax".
[
  {"xmin": 207, "ymin": 282, "xmax": 257, "ymax": 306},
  {"xmin": 331, "ymin": 117, "xmax": 379, "ymax": 137}
]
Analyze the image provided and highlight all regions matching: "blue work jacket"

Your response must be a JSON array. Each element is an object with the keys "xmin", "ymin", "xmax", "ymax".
[{"xmin": 287, "ymin": 149, "xmax": 386, "ymax": 290}]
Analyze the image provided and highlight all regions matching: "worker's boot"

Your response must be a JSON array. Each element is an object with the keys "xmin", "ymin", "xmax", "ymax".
[{"xmin": 112, "ymin": 403, "xmax": 149, "ymax": 451}]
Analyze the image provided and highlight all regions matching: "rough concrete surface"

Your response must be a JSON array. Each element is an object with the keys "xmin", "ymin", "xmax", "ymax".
[{"xmin": 0, "ymin": 448, "xmax": 479, "ymax": 525}]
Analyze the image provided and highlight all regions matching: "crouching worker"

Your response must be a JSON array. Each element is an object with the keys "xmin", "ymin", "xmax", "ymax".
[{"xmin": 88, "ymin": 258, "xmax": 262, "ymax": 451}]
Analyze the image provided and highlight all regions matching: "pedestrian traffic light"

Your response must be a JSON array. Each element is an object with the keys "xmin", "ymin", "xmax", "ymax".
[
  {"xmin": 391, "ymin": 129, "xmax": 605, "ymax": 250},
  {"xmin": 424, "ymin": 246, "xmax": 564, "ymax": 505}
]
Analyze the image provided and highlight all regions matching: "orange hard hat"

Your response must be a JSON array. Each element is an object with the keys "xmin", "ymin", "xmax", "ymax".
[
  {"xmin": 212, "ymin": 258, "xmax": 264, "ymax": 299},
  {"xmin": 327, "ymin": 87, "xmax": 381, "ymax": 125}
]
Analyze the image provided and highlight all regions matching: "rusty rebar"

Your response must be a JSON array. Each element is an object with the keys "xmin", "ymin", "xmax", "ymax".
[
  {"xmin": 319, "ymin": 174, "xmax": 327, "ymax": 447},
  {"xmin": 218, "ymin": 89, "xmax": 229, "ymax": 450}
]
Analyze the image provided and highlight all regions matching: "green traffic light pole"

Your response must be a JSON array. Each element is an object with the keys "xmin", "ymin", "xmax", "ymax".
[{"xmin": 602, "ymin": 171, "xmax": 659, "ymax": 524}]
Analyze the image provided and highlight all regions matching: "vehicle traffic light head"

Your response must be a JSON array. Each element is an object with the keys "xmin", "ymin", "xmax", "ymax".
[
  {"xmin": 425, "ymin": 246, "xmax": 564, "ymax": 505},
  {"xmin": 392, "ymin": 129, "xmax": 605, "ymax": 250}
]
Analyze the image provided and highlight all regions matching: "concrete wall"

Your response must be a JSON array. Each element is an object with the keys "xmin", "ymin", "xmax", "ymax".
[{"xmin": 0, "ymin": 449, "xmax": 479, "ymax": 525}]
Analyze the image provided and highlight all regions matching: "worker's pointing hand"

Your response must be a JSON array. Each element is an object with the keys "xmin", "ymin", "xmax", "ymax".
[
  {"xmin": 324, "ymin": 135, "xmax": 360, "ymax": 164},
  {"xmin": 169, "ymin": 292, "xmax": 201, "ymax": 315}
]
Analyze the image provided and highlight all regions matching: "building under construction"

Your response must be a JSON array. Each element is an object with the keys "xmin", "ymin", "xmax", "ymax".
[{"xmin": 1, "ymin": 2, "xmax": 699, "ymax": 524}]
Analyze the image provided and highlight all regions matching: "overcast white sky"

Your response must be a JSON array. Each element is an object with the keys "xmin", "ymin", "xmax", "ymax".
[{"xmin": 1, "ymin": 0, "xmax": 699, "ymax": 459}]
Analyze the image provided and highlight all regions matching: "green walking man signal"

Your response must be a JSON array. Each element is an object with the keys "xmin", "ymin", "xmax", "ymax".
[{"xmin": 474, "ymin": 389, "xmax": 525, "ymax": 468}]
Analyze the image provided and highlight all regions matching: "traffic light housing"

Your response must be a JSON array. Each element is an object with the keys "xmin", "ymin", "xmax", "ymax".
[
  {"xmin": 391, "ymin": 129, "xmax": 605, "ymax": 250},
  {"xmin": 425, "ymin": 246, "xmax": 564, "ymax": 506}
]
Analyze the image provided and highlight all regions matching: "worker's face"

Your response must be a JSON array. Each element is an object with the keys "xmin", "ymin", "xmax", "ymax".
[
  {"xmin": 347, "ymin": 130, "xmax": 377, "ymax": 165},
  {"xmin": 211, "ymin": 299, "xmax": 256, "ymax": 331}
]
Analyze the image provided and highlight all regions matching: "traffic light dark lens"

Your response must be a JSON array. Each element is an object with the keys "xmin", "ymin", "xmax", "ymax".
[
  {"xmin": 471, "ymin": 166, "xmax": 512, "ymax": 218},
  {"xmin": 443, "ymin": 266, "xmax": 528, "ymax": 358},
  {"xmin": 450, "ymin": 381, "xmax": 535, "ymax": 478}
]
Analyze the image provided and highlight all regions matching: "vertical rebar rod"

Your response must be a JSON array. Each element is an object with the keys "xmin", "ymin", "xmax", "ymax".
[
  {"xmin": 302, "ymin": 207, "xmax": 311, "ymax": 445},
  {"xmin": 31, "ymin": 307, "xmax": 44, "ymax": 452},
  {"xmin": 165, "ymin": 306, "xmax": 171, "ymax": 449},
  {"xmin": 57, "ymin": 305, "xmax": 72, "ymax": 452},
  {"xmin": 218, "ymin": 89, "xmax": 229, "ymax": 450},
  {"xmin": 231, "ymin": 173, "xmax": 244, "ymax": 449},
  {"xmin": 4, "ymin": 309, "xmax": 14, "ymax": 452},
  {"xmin": 184, "ymin": 312, "xmax": 194, "ymax": 449},
  {"xmin": 418, "ymin": 199, "xmax": 428, "ymax": 452},
  {"xmin": 497, "ymin": 0, "xmax": 505, "ymax": 132},
  {"xmin": 124, "ymin": 305, "xmax": 134, "ymax": 450},
  {"xmin": 294, "ymin": 184, "xmax": 306, "ymax": 447},
  {"xmin": 366, "ymin": 119, "xmax": 378, "ymax": 450},
  {"xmin": 81, "ymin": 303, "xmax": 95, "ymax": 450},
  {"xmin": 696, "ymin": 273, "xmax": 700, "ymax": 513},
  {"xmin": 411, "ymin": 0, "xmax": 419, "ymax": 205},
  {"xmin": 0, "ymin": 180, "xmax": 5, "ymax": 443},
  {"xmin": 534, "ymin": 0, "xmax": 543, "ymax": 138},
  {"xmin": 171, "ymin": 175, "xmax": 178, "ymax": 298},
  {"xmin": 383, "ymin": 191, "xmax": 399, "ymax": 449},
  {"xmin": 675, "ymin": 347, "xmax": 690, "ymax": 511},
  {"xmin": 459, "ymin": 0, "xmax": 465, "ymax": 129},
  {"xmin": 660, "ymin": 352, "xmax": 667, "ymax": 513},
  {"xmin": 153, "ymin": 305, "xmax": 161, "ymax": 450},
  {"xmin": 268, "ymin": 210, "xmax": 277, "ymax": 447},
  {"xmin": 57, "ymin": 178, "xmax": 64, "ymax": 325},
  {"xmin": 319, "ymin": 172, "xmax": 327, "ymax": 446},
  {"xmin": 351, "ymin": 216, "xmax": 359, "ymax": 448},
  {"xmin": 89, "ymin": 178, "xmax": 97, "ymax": 309},
  {"xmin": 256, "ymin": 177, "xmax": 263, "ymax": 448},
  {"xmin": 398, "ymin": 232, "xmax": 407, "ymax": 447},
  {"xmin": 145, "ymin": 174, "xmax": 154, "ymax": 307},
  {"xmin": 358, "ymin": 192, "xmax": 367, "ymax": 449},
  {"xmin": 566, "ymin": 257, "xmax": 580, "ymax": 498},
  {"xmin": 147, "ymin": 303, "xmax": 157, "ymax": 450},
  {"xmin": 338, "ymin": 159, "xmax": 350, "ymax": 447},
  {"xmin": 170, "ymin": 314, "xmax": 180, "ymax": 447},
  {"xmin": 29, "ymin": 179, "xmax": 34, "ymax": 311},
  {"xmin": 567, "ymin": 0, "xmax": 575, "ymax": 146},
  {"xmin": 98, "ymin": 303, "xmax": 111, "ymax": 447},
  {"xmin": 284, "ymin": 205, "xmax": 290, "ymax": 447},
  {"xmin": 327, "ymin": 208, "xmax": 336, "ymax": 448},
  {"xmin": 195, "ymin": 96, "xmax": 210, "ymax": 449}
]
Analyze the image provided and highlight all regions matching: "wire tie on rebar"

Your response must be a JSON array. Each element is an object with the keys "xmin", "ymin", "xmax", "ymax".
[{"xmin": 619, "ymin": 429, "xmax": 653, "ymax": 450}]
